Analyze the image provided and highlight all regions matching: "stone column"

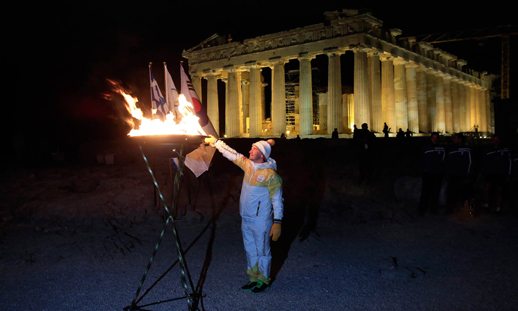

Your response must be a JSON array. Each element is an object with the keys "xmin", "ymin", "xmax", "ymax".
[
  {"xmin": 353, "ymin": 48, "xmax": 370, "ymax": 130},
  {"xmin": 405, "ymin": 61, "xmax": 419, "ymax": 134},
  {"xmin": 343, "ymin": 94, "xmax": 354, "ymax": 131},
  {"xmin": 247, "ymin": 62, "xmax": 263, "ymax": 138},
  {"xmin": 241, "ymin": 71, "xmax": 250, "ymax": 134},
  {"xmin": 443, "ymin": 75, "xmax": 453, "ymax": 133},
  {"xmin": 416, "ymin": 65, "xmax": 428, "ymax": 133},
  {"xmin": 192, "ymin": 74, "xmax": 202, "ymax": 98},
  {"xmin": 270, "ymin": 57, "xmax": 287, "ymax": 137},
  {"xmin": 478, "ymin": 86, "xmax": 487, "ymax": 132},
  {"xmin": 327, "ymin": 48, "xmax": 344, "ymax": 134},
  {"xmin": 225, "ymin": 66, "xmax": 242, "ymax": 138},
  {"xmin": 435, "ymin": 73, "xmax": 445, "ymax": 133},
  {"xmin": 457, "ymin": 80, "xmax": 468, "ymax": 132},
  {"xmin": 381, "ymin": 54, "xmax": 396, "ymax": 132},
  {"xmin": 451, "ymin": 78, "xmax": 460, "ymax": 133},
  {"xmin": 319, "ymin": 93, "xmax": 328, "ymax": 132},
  {"xmin": 394, "ymin": 57, "xmax": 408, "ymax": 132},
  {"xmin": 464, "ymin": 82, "xmax": 471, "ymax": 131},
  {"xmin": 486, "ymin": 89, "xmax": 492, "ymax": 133},
  {"xmin": 470, "ymin": 83, "xmax": 476, "ymax": 130},
  {"xmin": 206, "ymin": 73, "xmax": 220, "ymax": 136},
  {"xmin": 368, "ymin": 50, "xmax": 382, "ymax": 132},
  {"xmin": 426, "ymin": 69, "xmax": 437, "ymax": 132},
  {"xmin": 299, "ymin": 53, "xmax": 315, "ymax": 136}
]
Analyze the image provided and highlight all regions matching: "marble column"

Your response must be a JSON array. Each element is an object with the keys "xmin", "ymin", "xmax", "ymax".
[
  {"xmin": 368, "ymin": 51, "xmax": 382, "ymax": 132},
  {"xmin": 271, "ymin": 57, "xmax": 287, "ymax": 137},
  {"xmin": 443, "ymin": 75, "xmax": 453, "ymax": 133},
  {"xmin": 394, "ymin": 57, "xmax": 408, "ymax": 132},
  {"xmin": 464, "ymin": 82, "xmax": 471, "ymax": 131},
  {"xmin": 381, "ymin": 54, "xmax": 396, "ymax": 132},
  {"xmin": 478, "ymin": 86, "xmax": 487, "ymax": 132},
  {"xmin": 225, "ymin": 66, "xmax": 242, "ymax": 138},
  {"xmin": 426, "ymin": 69, "xmax": 437, "ymax": 132},
  {"xmin": 486, "ymin": 89, "xmax": 492, "ymax": 133},
  {"xmin": 405, "ymin": 61, "xmax": 419, "ymax": 134},
  {"xmin": 247, "ymin": 62, "xmax": 263, "ymax": 138},
  {"xmin": 192, "ymin": 74, "xmax": 202, "ymax": 99},
  {"xmin": 435, "ymin": 73, "xmax": 445, "ymax": 133},
  {"xmin": 327, "ymin": 48, "xmax": 344, "ymax": 133},
  {"xmin": 450, "ymin": 78, "xmax": 460, "ymax": 133},
  {"xmin": 206, "ymin": 73, "xmax": 220, "ymax": 136},
  {"xmin": 299, "ymin": 53, "xmax": 315, "ymax": 136},
  {"xmin": 319, "ymin": 93, "xmax": 328, "ymax": 132},
  {"xmin": 241, "ymin": 71, "xmax": 250, "ymax": 134},
  {"xmin": 470, "ymin": 84, "xmax": 476, "ymax": 130},
  {"xmin": 353, "ymin": 48, "xmax": 370, "ymax": 130},
  {"xmin": 416, "ymin": 66, "xmax": 428, "ymax": 133},
  {"xmin": 457, "ymin": 80, "xmax": 468, "ymax": 132}
]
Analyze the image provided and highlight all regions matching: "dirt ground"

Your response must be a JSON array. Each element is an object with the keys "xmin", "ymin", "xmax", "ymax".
[{"xmin": 1, "ymin": 136, "xmax": 518, "ymax": 311}]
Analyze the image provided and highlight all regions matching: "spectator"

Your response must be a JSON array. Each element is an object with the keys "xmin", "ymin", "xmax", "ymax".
[
  {"xmin": 418, "ymin": 132, "xmax": 445, "ymax": 215},
  {"xmin": 482, "ymin": 134, "xmax": 512, "ymax": 214},
  {"xmin": 356, "ymin": 123, "xmax": 376, "ymax": 185},
  {"xmin": 444, "ymin": 133, "xmax": 473, "ymax": 215},
  {"xmin": 331, "ymin": 128, "xmax": 339, "ymax": 139}
]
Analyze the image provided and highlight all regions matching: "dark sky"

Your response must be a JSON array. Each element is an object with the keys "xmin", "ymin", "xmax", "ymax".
[{"xmin": 7, "ymin": 0, "xmax": 515, "ymax": 143}]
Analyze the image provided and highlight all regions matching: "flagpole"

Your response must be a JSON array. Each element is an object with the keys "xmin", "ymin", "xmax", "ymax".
[
  {"xmin": 149, "ymin": 62, "xmax": 154, "ymax": 119},
  {"xmin": 164, "ymin": 62, "xmax": 169, "ymax": 111}
]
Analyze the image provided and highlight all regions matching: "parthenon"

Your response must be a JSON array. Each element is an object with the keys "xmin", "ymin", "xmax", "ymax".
[{"xmin": 182, "ymin": 9, "xmax": 495, "ymax": 138}]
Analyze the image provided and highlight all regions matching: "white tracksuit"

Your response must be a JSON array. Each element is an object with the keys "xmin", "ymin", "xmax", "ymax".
[{"xmin": 213, "ymin": 140, "xmax": 284, "ymax": 282}]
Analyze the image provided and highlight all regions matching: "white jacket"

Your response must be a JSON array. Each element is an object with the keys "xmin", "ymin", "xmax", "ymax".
[{"xmin": 214, "ymin": 140, "xmax": 284, "ymax": 221}]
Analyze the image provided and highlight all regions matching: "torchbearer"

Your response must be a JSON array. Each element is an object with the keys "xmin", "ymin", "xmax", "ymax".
[{"xmin": 205, "ymin": 135, "xmax": 284, "ymax": 294}]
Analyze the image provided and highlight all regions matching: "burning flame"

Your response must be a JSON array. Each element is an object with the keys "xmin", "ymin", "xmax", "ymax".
[{"xmin": 111, "ymin": 83, "xmax": 206, "ymax": 137}]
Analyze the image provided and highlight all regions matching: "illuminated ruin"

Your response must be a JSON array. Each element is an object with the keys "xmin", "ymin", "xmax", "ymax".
[{"xmin": 182, "ymin": 9, "xmax": 494, "ymax": 138}]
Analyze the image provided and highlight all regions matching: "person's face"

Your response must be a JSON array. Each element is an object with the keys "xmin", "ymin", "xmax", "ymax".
[
  {"xmin": 249, "ymin": 145, "xmax": 264, "ymax": 162},
  {"xmin": 452, "ymin": 135, "xmax": 460, "ymax": 145},
  {"xmin": 430, "ymin": 134, "xmax": 439, "ymax": 144}
]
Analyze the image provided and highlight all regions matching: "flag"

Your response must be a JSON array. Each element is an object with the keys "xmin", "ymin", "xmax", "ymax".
[
  {"xmin": 149, "ymin": 66, "xmax": 169, "ymax": 121},
  {"xmin": 164, "ymin": 63, "xmax": 181, "ymax": 122},
  {"xmin": 178, "ymin": 62, "xmax": 219, "ymax": 177}
]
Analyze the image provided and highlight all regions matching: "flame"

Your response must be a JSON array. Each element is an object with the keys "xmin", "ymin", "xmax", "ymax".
[{"xmin": 112, "ymin": 84, "xmax": 206, "ymax": 137}]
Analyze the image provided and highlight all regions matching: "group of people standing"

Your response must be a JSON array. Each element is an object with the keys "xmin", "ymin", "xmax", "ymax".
[
  {"xmin": 418, "ymin": 132, "xmax": 516, "ymax": 216},
  {"xmin": 351, "ymin": 123, "xmax": 516, "ymax": 216}
]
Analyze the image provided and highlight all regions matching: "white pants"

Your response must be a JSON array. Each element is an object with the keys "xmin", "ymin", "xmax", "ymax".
[{"xmin": 241, "ymin": 216, "xmax": 273, "ymax": 280}]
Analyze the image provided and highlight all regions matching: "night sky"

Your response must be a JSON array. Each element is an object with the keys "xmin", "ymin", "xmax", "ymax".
[{"xmin": 7, "ymin": 0, "xmax": 515, "ymax": 148}]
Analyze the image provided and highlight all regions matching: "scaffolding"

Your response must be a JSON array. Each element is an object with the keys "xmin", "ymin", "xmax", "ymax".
[{"xmin": 285, "ymin": 67, "xmax": 323, "ymax": 135}]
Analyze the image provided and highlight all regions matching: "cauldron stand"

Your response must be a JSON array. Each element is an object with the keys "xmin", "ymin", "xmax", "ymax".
[{"xmin": 125, "ymin": 135, "xmax": 205, "ymax": 311}]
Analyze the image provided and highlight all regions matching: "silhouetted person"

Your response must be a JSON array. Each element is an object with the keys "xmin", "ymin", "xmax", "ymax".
[
  {"xmin": 444, "ymin": 133, "xmax": 473, "ymax": 215},
  {"xmin": 405, "ymin": 128, "xmax": 413, "ymax": 138},
  {"xmin": 331, "ymin": 128, "xmax": 338, "ymax": 139},
  {"xmin": 353, "ymin": 125, "xmax": 359, "ymax": 139},
  {"xmin": 418, "ymin": 132, "xmax": 445, "ymax": 215},
  {"xmin": 382, "ymin": 122, "xmax": 389, "ymax": 138},
  {"xmin": 396, "ymin": 128, "xmax": 405, "ymax": 140},
  {"xmin": 280, "ymin": 133, "xmax": 287, "ymax": 140},
  {"xmin": 357, "ymin": 123, "xmax": 376, "ymax": 185},
  {"xmin": 482, "ymin": 134, "xmax": 511, "ymax": 214}
]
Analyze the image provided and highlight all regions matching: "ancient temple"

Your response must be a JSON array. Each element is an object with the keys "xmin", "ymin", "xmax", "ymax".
[{"xmin": 182, "ymin": 9, "xmax": 495, "ymax": 138}]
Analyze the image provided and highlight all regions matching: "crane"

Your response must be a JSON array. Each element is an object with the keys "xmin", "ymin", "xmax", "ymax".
[{"xmin": 407, "ymin": 25, "xmax": 517, "ymax": 99}]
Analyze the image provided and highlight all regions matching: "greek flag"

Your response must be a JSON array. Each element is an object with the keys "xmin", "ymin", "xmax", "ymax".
[{"xmin": 149, "ymin": 69, "xmax": 169, "ymax": 121}]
